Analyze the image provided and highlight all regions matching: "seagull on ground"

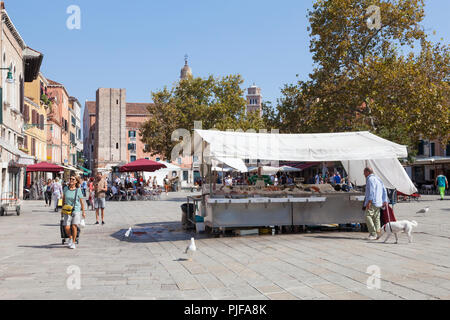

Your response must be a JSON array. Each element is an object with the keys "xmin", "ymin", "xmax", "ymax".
[
  {"xmin": 416, "ymin": 206, "xmax": 430, "ymax": 214},
  {"xmin": 185, "ymin": 237, "xmax": 197, "ymax": 261}
]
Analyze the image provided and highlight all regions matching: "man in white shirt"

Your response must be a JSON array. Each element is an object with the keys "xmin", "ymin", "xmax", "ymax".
[{"xmin": 225, "ymin": 176, "xmax": 233, "ymax": 186}]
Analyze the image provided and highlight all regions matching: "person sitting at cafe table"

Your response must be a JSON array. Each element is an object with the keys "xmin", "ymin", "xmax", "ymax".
[
  {"xmin": 334, "ymin": 172, "xmax": 342, "ymax": 184},
  {"xmin": 248, "ymin": 168, "xmax": 273, "ymax": 186}
]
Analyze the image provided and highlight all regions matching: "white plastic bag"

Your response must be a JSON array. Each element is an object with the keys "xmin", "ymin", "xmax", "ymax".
[{"xmin": 80, "ymin": 219, "xmax": 86, "ymax": 227}]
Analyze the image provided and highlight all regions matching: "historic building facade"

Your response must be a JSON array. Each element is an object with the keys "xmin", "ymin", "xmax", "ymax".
[
  {"xmin": 246, "ymin": 84, "xmax": 262, "ymax": 117},
  {"xmin": 0, "ymin": 3, "xmax": 39, "ymax": 198},
  {"xmin": 46, "ymin": 79, "xmax": 71, "ymax": 166},
  {"xmin": 84, "ymin": 89, "xmax": 161, "ymax": 173},
  {"xmin": 68, "ymin": 96, "xmax": 82, "ymax": 166}
]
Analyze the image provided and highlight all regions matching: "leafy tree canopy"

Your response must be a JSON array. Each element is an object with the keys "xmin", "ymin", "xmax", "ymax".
[
  {"xmin": 266, "ymin": 0, "xmax": 449, "ymax": 151},
  {"xmin": 140, "ymin": 75, "xmax": 265, "ymax": 159}
]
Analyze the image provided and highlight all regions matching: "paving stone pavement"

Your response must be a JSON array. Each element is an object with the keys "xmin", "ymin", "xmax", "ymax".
[{"xmin": 0, "ymin": 192, "xmax": 449, "ymax": 300}]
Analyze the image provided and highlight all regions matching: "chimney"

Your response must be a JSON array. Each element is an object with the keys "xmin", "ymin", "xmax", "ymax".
[{"xmin": 1, "ymin": 2, "xmax": 4, "ymax": 10}]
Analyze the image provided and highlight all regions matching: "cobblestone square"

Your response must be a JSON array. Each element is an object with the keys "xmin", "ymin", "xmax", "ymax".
[{"xmin": 1, "ymin": 193, "xmax": 449, "ymax": 300}]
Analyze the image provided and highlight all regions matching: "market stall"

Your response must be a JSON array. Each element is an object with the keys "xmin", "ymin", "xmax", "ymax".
[
  {"xmin": 142, "ymin": 160, "xmax": 181, "ymax": 187},
  {"xmin": 192, "ymin": 130, "xmax": 417, "ymax": 231}
]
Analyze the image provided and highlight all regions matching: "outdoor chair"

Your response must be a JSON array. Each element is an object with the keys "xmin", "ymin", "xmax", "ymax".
[{"xmin": 152, "ymin": 188, "xmax": 162, "ymax": 200}]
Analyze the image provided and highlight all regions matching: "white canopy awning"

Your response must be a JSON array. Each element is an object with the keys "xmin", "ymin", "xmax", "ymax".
[
  {"xmin": 279, "ymin": 165, "xmax": 302, "ymax": 172},
  {"xmin": 195, "ymin": 130, "xmax": 407, "ymax": 161},
  {"xmin": 248, "ymin": 166, "xmax": 280, "ymax": 175},
  {"xmin": 194, "ymin": 129, "xmax": 417, "ymax": 195},
  {"xmin": 155, "ymin": 160, "xmax": 182, "ymax": 171},
  {"xmin": 212, "ymin": 157, "xmax": 248, "ymax": 172},
  {"xmin": 0, "ymin": 138, "xmax": 35, "ymax": 164},
  {"xmin": 61, "ymin": 165, "xmax": 83, "ymax": 174},
  {"xmin": 342, "ymin": 158, "xmax": 417, "ymax": 195}
]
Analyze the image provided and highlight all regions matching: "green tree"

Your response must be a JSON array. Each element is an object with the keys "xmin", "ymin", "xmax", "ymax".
[
  {"xmin": 274, "ymin": 0, "xmax": 449, "ymax": 149},
  {"xmin": 140, "ymin": 75, "xmax": 266, "ymax": 160}
]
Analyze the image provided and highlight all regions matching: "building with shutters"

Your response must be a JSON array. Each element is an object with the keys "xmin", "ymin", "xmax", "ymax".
[
  {"xmin": 69, "ymin": 96, "xmax": 82, "ymax": 166},
  {"xmin": 83, "ymin": 89, "xmax": 162, "ymax": 173},
  {"xmin": 46, "ymin": 79, "xmax": 70, "ymax": 166},
  {"xmin": 0, "ymin": 2, "xmax": 41, "ymax": 198},
  {"xmin": 23, "ymin": 72, "xmax": 48, "ymax": 163}
]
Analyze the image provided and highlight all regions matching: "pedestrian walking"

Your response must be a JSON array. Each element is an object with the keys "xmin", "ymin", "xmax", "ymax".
[
  {"xmin": 94, "ymin": 173, "xmax": 107, "ymax": 225},
  {"xmin": 81, "ymin": 177, "xmax": 88, "ymax": 197},
  {"xmin": 51, "ymin": 177, "xmax": 63, "ymax": 212},
  {"xmin": 86, "ymin": 177, "xmax": 94, "ymax": 210},
  {"xmin": 314, "ymin": 173, "xmax": 320, "ymax": 184},
  {"xmin": 44, "ymin": 179, "xmax": 53, "ymax": 207},
  {"xmin": 164, "ymin": 175, "xmax": 170, "ymax": 195},
  {"xmin": 62, "ymin": 175, "xmax": 86, "ymax": 250},
  {"xmin": 363, "ymin": 167, "xmax": 389, "ymax": 240},
  {"xmin": 435, "ymin": 171, "xmax": 448, "ymax": 200}
]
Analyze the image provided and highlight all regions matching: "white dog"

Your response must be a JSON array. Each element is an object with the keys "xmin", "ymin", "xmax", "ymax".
[{"xmin": 378, "ymin": 220, "xmax": 418, "ymax": 244}]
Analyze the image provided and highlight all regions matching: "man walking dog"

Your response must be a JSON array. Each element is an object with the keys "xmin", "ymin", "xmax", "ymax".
[{"xmin": 363, "ymin": 167, "xmax": 389, "ymax": 240}]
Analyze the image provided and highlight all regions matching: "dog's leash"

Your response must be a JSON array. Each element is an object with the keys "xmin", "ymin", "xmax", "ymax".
[{"xmin": 385, "ymin": 205, "xmax": 393, "ymax": 233}]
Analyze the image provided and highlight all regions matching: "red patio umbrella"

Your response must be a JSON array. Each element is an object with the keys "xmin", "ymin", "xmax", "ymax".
[
  {"xmin": 119, "ymin": 158, "xmax": 166, "ymax": 172},
  {"xmin": 26, "ymin": 162, "xmax": 64, "ymax": 172}
]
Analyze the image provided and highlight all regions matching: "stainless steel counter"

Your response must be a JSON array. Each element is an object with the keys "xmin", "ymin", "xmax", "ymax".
[{"xmin": 203, "ymin": 193, "xmax": 365, "ymax": 229}]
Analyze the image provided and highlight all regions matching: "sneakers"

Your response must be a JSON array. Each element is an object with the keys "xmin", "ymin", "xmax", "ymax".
[
  {"xmin": 67, "ymin": 238, "xmax": 73, "ymax": 247},
  {"xmin": 69, "ymin": 243, "xmax": 76, "ymax": 249},
  {"xmin": 102, "ymin": 221, "xmax": 105, "ymax": 225},
  {"xmin": 95, "ymin": 221, "xmax": 99, "ymax": 225},
  {"xmin": 367, "ymin": 235, "xmax": 377, "ymax": 240}
]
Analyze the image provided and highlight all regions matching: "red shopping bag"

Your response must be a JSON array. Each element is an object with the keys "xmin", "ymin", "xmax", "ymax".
[{"xmin": 381, "ymin": 204, "xmax": 397, "ymax": 226}]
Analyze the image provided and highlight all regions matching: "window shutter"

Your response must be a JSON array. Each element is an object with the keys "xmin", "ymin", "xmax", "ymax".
[{"xmin": 23, "ymin": 105, "xmax": 28, "ymax": 123}]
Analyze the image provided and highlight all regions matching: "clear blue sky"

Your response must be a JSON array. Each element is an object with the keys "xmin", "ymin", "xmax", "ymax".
[{"xmin": 6, "ymin": 0, "xmax": 450, "ymax": 116}]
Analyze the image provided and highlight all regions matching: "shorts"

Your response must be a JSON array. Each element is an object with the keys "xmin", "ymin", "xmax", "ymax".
[
  {"xmin": 94, "ymin": 197, "xmax": 106, "ymax": 209},
  {"xmin": 63, "ymin": 211, "xmax": 82, "ymax": 226}
]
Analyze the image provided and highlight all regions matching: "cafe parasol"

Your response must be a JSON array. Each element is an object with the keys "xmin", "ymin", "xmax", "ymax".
[
  {"xmin": 26, "ymin": 162, "xmax": 64, "ymax": 172},
  {"xmin": 119, "ymin": 158, "xmax": 166, "ymax": 172}
]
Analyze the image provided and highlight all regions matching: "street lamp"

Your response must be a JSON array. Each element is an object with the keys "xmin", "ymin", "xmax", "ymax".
[{"xmin": 0, "ymin": 66, "xmax": 14, "ymax": 83}]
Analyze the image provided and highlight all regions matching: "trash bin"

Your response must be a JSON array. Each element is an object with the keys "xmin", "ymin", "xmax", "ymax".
[{"xmin": 181, "ymin": 203, "xmax": 195, "ymax": 229}]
